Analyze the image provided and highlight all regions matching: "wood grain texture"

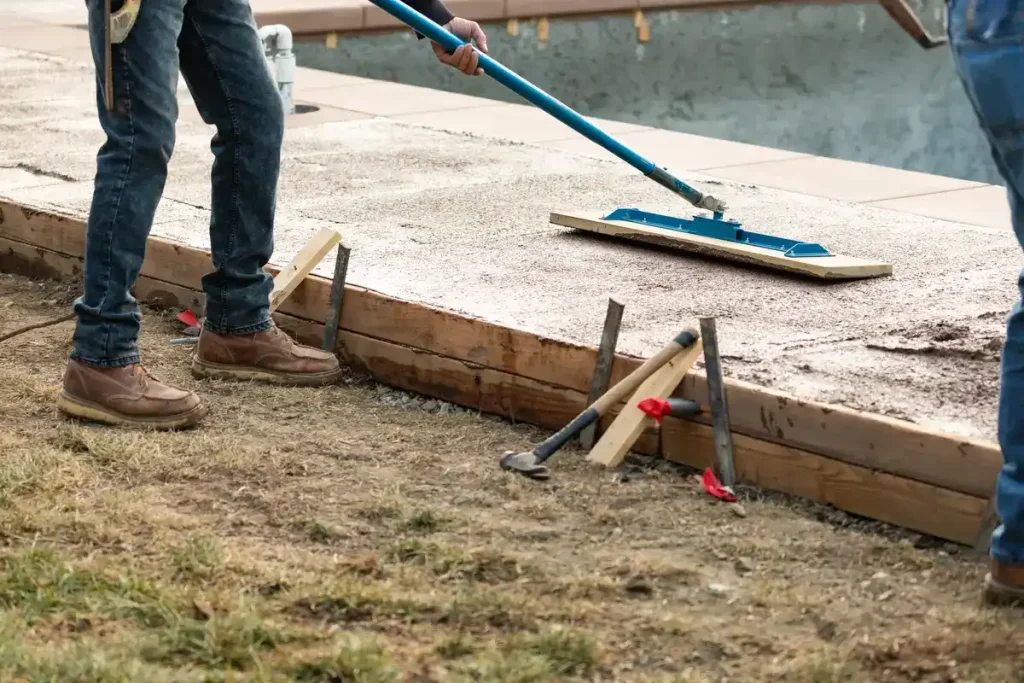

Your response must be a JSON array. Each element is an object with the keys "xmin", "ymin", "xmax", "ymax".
[
  {"xmin": 550, "ymin": 211, "xmax": 893, "ymax": 281},
  {"xmin": 269, "ymin": 227, "xmax": 341, "ymax": 312},
  {"xmin": 588, "ymin": 340, "xmax": 702, "ymax": 468},
  {"xmin": 661, "ymin": 418, "xmax": 987, "ymax": 545},
  {"xmin": 0, "ymin": 234, "xmax": 986, "ymax": 544},
  {"xmin": 0, "ymin": 199, "xmax": 1000, "ymax": 498}
]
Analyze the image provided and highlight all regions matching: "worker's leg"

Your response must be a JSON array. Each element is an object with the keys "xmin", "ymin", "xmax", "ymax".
[
  {"xmin": 60, "ymin": 0, "xmax": 205, "ymax": 429},
  {"xmin": 947, "ymin": 0, "xmax": 1024, "ymax": 602},
  {"xmin": 176, "ymin": 0, "xmax": 341, "ymax": 386}
]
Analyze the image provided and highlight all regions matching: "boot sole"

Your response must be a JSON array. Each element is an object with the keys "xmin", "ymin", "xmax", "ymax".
[
  {"xmin": 57, "ymin": 392, "xmax": 208, "ymax": 430},
  {"xmin": 983, "ymin": 574, "xmax": 1024, "ymax": 607},
  {"xmin": 190, "ymin": 358, "xmax": 342, "ymax": 387}
]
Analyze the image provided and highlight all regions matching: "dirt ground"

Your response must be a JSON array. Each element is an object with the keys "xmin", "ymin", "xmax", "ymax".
[{"xmin": 0, "ymin": 271, "xmax": 1022, "ymax": 682}]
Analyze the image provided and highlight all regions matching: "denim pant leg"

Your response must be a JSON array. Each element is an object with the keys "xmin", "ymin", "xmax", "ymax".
[
  {"xmin": 71, "ymin": 0, "xmax": 186, "ymax": 367},
  {"xmin": 947, "ymin": 0, "xmax": 1024, "ymax": 562},
  {"xmin": 177, "ymin": 0, "xmax": 284, "ymax": 335}
]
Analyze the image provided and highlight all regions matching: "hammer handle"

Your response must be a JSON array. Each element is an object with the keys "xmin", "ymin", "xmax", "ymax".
[
  {"xmin": 103, "ymin": 0, "xmax": 114, "ymax": 111},
  {"xmin": 591, "ymin": 328, "xmax": 698, "ymax": 415},
  {"xmin": 532, "ymin": 328, "xmax": 699, "ymax": 463}
]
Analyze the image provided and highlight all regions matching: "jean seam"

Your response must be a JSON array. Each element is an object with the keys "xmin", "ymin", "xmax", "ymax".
[
  {"xmin": 187, "ymin": 10, "xmax": 242, "ymax": 333},
  {"xmin": 98, "ymin": 42, "xmax": 136, "ymax": 361},
  {"xmin": 70, "ymin": 352, "xmax": 142, "ymax": 369},
  {"xmin": 203, "ymin": 318, "xmax": 273, "ymax": 335}
]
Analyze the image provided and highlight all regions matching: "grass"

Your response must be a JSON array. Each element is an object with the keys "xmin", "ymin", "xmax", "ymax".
[
  {"xmin": 1, "ymin": 273, "xmax": 1023, "ymax": 681},
  {"xmin": 170, "ymin": 535, "xmax": 225, "ymax": 584},
  {"xmin": 0, "ymin": 548, "xmax": 175, "ymax": 628},
  {"xmin": 142, "ymin": 612, "xmax": 292, "ymax": 670},
  {"xmin": 291, "ymin": 637, "xmax": 401, "ymax": 683}
]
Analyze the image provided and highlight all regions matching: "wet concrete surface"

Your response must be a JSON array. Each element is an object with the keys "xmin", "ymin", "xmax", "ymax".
[{"xmin": 0, "ymin": 48, "xmax": 1013, "ymax": 441}]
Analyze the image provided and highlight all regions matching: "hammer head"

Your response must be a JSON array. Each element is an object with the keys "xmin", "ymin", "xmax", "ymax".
[
  {"xmin": 499, "ymin": 450, "xmax": 551, "ymax": 481},
  {"xmin": 110, "ymin": 0, "xmax": 142, "ymax": 44}
]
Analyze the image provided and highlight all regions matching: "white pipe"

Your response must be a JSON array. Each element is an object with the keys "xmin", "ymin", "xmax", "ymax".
[{"xmin": 258, "ymin": 24, "xmax": 296, "ymax": 115}]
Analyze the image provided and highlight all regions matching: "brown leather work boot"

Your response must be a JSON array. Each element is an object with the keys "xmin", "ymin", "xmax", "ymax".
[
  {"xmin": 57, "ymin": 360, "xmax": 207, "ymax": 429},
  {"xmin": 191, "ymin": 324, "xmax": 342, "ymax": 387},
  {"xmin": 983, "ymin": 558, "xmax": 1024, "ymax": 607}
]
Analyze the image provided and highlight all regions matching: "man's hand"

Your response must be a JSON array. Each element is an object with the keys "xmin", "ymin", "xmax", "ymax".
[{"xmin": 431, "ymin": 18, "xmax": 488, "ymax": 75}]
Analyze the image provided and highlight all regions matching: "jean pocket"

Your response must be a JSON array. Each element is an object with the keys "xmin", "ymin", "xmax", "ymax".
[
  {"xmin": 962, "ymin": 0, "xmax": 1024, "ymax": 43},
  {"xmin": 954, "ymin": 36, "xmax": 1024, "ymax": 146}
]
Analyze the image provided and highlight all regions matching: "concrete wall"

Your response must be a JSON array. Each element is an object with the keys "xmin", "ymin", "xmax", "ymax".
[{"xmin": 293, "ymin": 2, "xmax": 1001, "ymax": 185}]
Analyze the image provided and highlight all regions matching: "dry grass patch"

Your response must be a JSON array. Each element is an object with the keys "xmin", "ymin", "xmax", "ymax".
[{"xmin": 1, "ymin": 272, "xmax": 1023, "ymax": 681}]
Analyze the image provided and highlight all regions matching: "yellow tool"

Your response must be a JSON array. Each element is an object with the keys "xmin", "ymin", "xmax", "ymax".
[{"xmin": 103, "ymin": 0, "xmax": 142, "ymax": 111}]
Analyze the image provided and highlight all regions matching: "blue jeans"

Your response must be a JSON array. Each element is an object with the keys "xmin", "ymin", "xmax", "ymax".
[
  {"xmin": 948, "ymin": 0, "xmax": 1024, "ymax": 562},
  {"xmin": 71, "ymin": 0, "xmax": 284, "ymax": 367}
]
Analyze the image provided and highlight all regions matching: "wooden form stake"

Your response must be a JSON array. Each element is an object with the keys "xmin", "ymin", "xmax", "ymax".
[
  {"xmin": 270, "ymin": 227, "xmax": 341, "ymax": 313},
  {"xmin": 700, "ymin": 316, "xmax": 735, "ymax": 488},
  {"xmin": 579, "ymin": 298, "xmax": 624, "ymax": 450}
]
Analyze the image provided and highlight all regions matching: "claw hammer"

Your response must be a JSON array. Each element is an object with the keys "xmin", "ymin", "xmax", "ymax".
[{"xmin": 103, "ymin": 0, "xmax": 142, "ymax": 111}]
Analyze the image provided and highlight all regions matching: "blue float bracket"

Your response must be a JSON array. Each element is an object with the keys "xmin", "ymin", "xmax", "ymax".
[{"xmin": 603, "ymin": 208, "xmax": 833, "ymax": 259}]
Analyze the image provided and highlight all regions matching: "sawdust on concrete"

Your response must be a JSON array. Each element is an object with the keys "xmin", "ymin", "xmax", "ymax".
[
  {"xmin": 2, "ymin": 271, "xmax": 1024, "ymax": 682},
  {"xmin": 0, "ymin": 46, "xmax": 1014, "ymax": 442}
]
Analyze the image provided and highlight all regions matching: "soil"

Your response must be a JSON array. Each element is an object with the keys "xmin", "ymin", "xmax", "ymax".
[{"xmin": 2, "ymin": 271, "xmax": 1024, "ymax": 682}]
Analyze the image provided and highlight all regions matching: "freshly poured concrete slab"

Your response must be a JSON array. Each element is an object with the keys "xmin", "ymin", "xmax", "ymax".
[{"xmin": 0, "ymin": 48, "xmax": 1013, "ymax": 443}]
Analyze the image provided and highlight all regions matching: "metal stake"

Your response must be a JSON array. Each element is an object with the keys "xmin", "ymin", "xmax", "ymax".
[
  {"xmin": 700, "ymin": 316, "xmax": 735, "ymax": 489},
  {"xmin": 580, "ymin": 298, "xmax": 624, "ymax": 450},
  {"xmin": 322, "ymin": 243, "xmax": 350, "ymax": 352}
]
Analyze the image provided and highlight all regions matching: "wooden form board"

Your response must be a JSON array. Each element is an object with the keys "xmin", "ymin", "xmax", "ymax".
[
  {"xmin": 0, "ymin": 201, "xmax": 996, "ymax": 499},
  {"xmin": 550, "ymin": 210, "xmax": 893, "ymax": 281},
  {"xmin": 0, "ymin": 198, "xmax": 999, "ymax": 543},
  {"xmin": 0, "ymin": 233, "xmax": 988, "ymax": 545},
  {"xmin": 661, "ymin": 419, "xmax": 987, "ymax": 545},
  {"xmin": 588, "ymin": 340, "xmax": 703, "ymax": 468},
  {"xmin": 0, "ymin": 200, "xmax": 998, "ymax": 495}
]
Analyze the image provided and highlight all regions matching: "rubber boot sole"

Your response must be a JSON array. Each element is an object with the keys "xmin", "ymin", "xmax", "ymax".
[
  {"xmin": 190, "ymin": 358, "xmax": 342, "ymax": 387},
  {"xmin": 57, "ymin": 392, "xmax": 208, "ymax": 430}
]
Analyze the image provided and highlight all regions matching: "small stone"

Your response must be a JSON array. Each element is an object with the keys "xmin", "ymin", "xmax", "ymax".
[
  {"xmin": 730, "ymin": 503, "xmax": 747, "ymax": 518},
  {"xmin": 422, "ymin": 400, "xmax": 438, "ymax": 411},
  {"xmin": 192, "ymin": 599, "xmax": 214, "ymax": 621},
  {"xmin": 625, "ymin": 578, "xmax": 654, "ymax": 596},
  {"xmin": 877, "ymin": 590, "xmax": 893, "ymax": 602},
  {"xmin": 439, "ymin": 403, "xmax": 451, "ymax": 415},
  {"xmin": 734, "ymin": 557, "xmax": 754, "ymax": 574},
  {"xmin": 708, "ymin": 583, "xmax": 731, "ymax": 596},
  {"xmin": 872, "ymin": 571, "xmax": 890, "ymax": 581}
]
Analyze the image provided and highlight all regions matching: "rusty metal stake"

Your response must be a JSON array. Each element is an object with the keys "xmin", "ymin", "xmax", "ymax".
[
  {"xmin": 700, "ymin": 316, "xmax": 735, "ymax": 489},
  {"xmin": 322, "ymin": 243, "xmax": 350, "ymax": 352},
  {"xmin": 580, "ymin": 298, "xmax": 624, "ymax": 450}
]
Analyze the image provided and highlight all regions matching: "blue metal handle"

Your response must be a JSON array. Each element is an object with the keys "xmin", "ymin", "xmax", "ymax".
[{"xmin": 368, "ymin": 0, "xmax": 726, "ymax": 214}]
